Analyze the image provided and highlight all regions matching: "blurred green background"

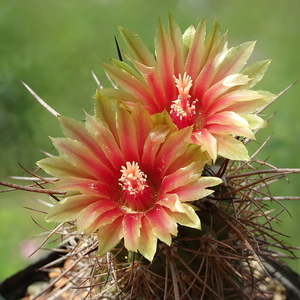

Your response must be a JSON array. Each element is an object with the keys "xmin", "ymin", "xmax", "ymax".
[{"xmin": 1, "ymin": 0, "xmax": 300, "ymax": 280}]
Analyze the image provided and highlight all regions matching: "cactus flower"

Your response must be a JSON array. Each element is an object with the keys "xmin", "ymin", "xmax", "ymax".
[
  {"xmin": 102, "ymin": 15, "xmax": 275, "ymax": 161},
  {"xmin": 38, "ymin": 92, "xmax": 222, "ymax": 261}
]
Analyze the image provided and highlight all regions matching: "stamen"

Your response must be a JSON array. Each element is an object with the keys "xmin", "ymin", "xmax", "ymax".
[
  {"xmin": 119, "ymin": 162, "xmax": 148, "ymax": 195},
  {"xmin": 118, "ymin": 162, "xmax": 154, "ymax": 212},
  {"xmin": 170, "ymin": 73, "xmax": 197, "ymax": 129}
]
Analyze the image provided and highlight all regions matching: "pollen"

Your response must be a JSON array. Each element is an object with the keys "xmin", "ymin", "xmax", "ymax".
[{"xmin": 119, "ymin": 161, "xmax": 148, "ymax": 195}]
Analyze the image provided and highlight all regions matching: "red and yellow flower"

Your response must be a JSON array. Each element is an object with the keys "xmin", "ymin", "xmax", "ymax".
[
  {"xmin": 39, "ymin": 92, "xmax": 221, "ymax": 261},
  {"xmin": 102, "ymin": 15, "xmax": 275, "ymax": 161}
]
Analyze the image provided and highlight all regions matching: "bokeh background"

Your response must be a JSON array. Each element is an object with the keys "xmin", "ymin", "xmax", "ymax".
[{"xmin": 1, "ymin": 0, "xmax": 300, "ymax": 280}]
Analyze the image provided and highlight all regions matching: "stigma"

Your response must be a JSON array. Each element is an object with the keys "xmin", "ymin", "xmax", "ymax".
[{"xmin": 170, "ymin": 72, "xmax": 197, "ymax": 129}]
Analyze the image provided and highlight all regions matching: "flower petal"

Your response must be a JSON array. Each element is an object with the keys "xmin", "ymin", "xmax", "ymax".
[
  {"xmin": 45, "ymin": 194, "xmax": 100, "ymax": 223},
  {"xmin": 94, "ymin": 91, "xmax": 119, "ymax": 135},
  {"xmin": 206, "ymin": 111, "xmax": 248, "ymax": 127},
  {"xmin": 166, "ymin": 204, "xmax": 201, "ymax": 230},
  {"xmin": 109, "ymin": 58, "xmax": 145, "ymax": 82},
  {"xmin": 155, "ymin": 126, "xmax": 192, "ymax": 175},
  {"xmin": 192, "ymin": 31, "xmax": 228, "ymax": 100},
  {"xmin": 214, "ymin": 41, "xmax": 256, "ymax": 83},
  {"xmin": 157, "ymin": 193, "xmax": 186, "ymax": 213},
  {"xmin": 202, "ymin": 74, "xmax": 251, "ymax": 111},
  {"xmin": 37, "ymin": 156, "xmax": 92, "ymax": 179},
  {"xmin": 123, "ymin": 213, "xmax": 142, "ymax": 252},
  {"xmin": 184, "ymin": 19, "xmax": 206, "ymax": 79},
  {"xmin": 85, "ymin": 114, "xmax": 125, "ymax": 169},
  {"xmin": 224, "ymin": 91, "xmax": 275, "ymax": 114},
  {"xmin": 51, "ymin": 137, "xmax": 114, "ymax": 183},
  {"xmin": 142, "ymin": 124, "xmax": 170, "ymax": 169},
  {"xmin": 206, "ymin": 90, "xmax": 267, "ymax": 116},
  {"xmin": 131, "ymin": 61, "xmax": 165, "ymax": 112},
  {"xmin": 192, "ymin": 129, "xmax": 218, "ymax": 162},
  {"xmin": 173, "ymin": 176, "xmax": 222, "ymax": 202},
  {"xmin": 168, "ymin": 13, "xmax": 185, "ymax": 75},
  {"xmin": 161, "ymin": 161, "xmax": 205, "ymax": 194},
  {"xmin": 145, "ymin": 205, "xmax": 177, "ymax": 245},
  {"xmin": 77, "ymin": 200, "xmax": 118, "ymax": 233},
  {"xmin": 54, "ymin": 177, "xmax": 112, "ymax": 197},
  {"xmin": 119, "ymin": 26, "xmax": 156, "ymax": 66},
  {"xmin": 167, "ymin": 144, "xmax": 209, "ymax": 174},
  {"xmin": 215, "ymin": 134, "xmax": 250, "ymax": 161},
  {"xmin": 132, "ymin": 102, "xmax": 154, "ymax": 157},
  {"xmin": 116, "ymin": 104, "xmax": 140, "ymax": 162},
  {"xmin": 137, "ymin": 217, "xmax": 157, "ymax": 261},
  {"xmin": 241, "ymin": 59, "xmax": 271, "ymax": 89},
  {"xmin": 155, "ymin": 19, "xmax": 177, "ymax": 103},
  {"xmin": 206, "ymin": 123, "xmax": 255, "ymax": 140},
  {"xmin": 97, "ymin": 216, "xmax": 124, "ymax": 256},
  {"xmin": 242, "ymin": 114, "xmax": 268, "ymax": 130},
  {"xmin": 85, "ymin": 207, "xmax": 124, "ymax": 235},
  {"xmin": 102, "ymin": 62, "xmax": 154, "ymax": 108},
  {"xmin": 58, "ymin": 115, "xmax": 110, "ymax": 167}
]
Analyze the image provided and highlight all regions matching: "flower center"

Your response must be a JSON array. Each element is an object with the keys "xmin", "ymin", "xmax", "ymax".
[
  {"xmin": 170, "ymin": 72, "xmax": 197, "ymax": 129},
  {"xmin": 118, "ymin": 161, "xmax": 154, "ymax": 212}
]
